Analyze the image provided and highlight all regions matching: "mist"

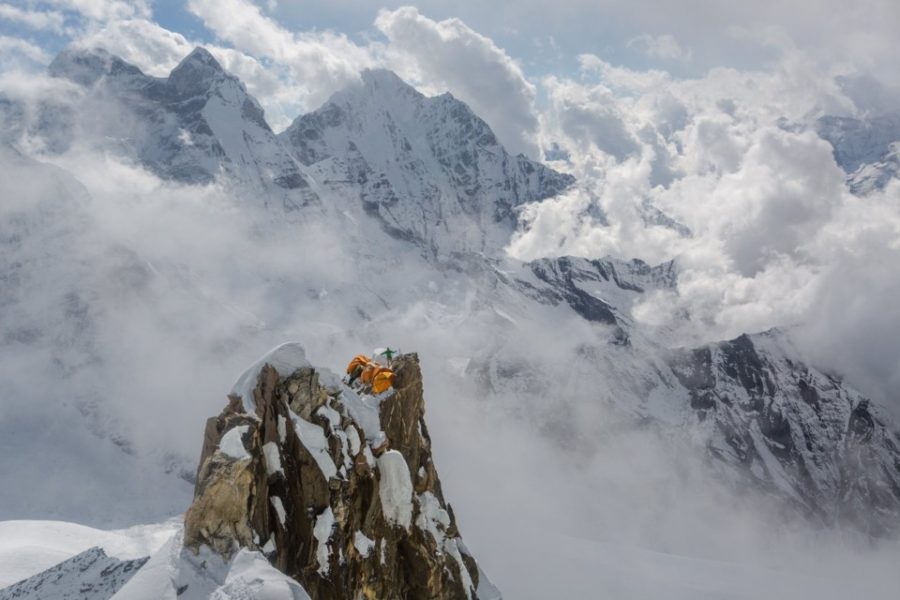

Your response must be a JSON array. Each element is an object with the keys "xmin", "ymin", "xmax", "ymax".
[
  {"xmin": 2, "ymin": 4, "xmax": 900, "ymax": 596},
  {"xmin": 3, "ymin": 139, "xmax": 898, "ymax": 595}
]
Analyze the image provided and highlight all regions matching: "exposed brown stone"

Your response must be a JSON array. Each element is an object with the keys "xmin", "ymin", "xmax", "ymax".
[{"xmin": 183, "ymin": 351, "xmax": 494, "ymax": 599}]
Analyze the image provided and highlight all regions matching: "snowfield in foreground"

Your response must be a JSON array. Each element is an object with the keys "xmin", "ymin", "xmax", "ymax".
[
  {"xmin": 0, "ymin": 519, "xmax": 179, "ymax": 588},
  {"xmin": 2, "ymin": 518, "xmax": 896, "ymax": 599}
]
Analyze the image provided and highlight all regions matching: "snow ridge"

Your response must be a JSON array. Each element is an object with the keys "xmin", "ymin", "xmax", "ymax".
[
  {"xmin": 0, "ymin": 547, "xmax": 148, "ymax": 600},
  {"xmin": 280, "ymin": 68, "xmax": 575, "ymax": 258},
  {"xmin": 45, "ymin": 46, "xmax": 318, "ymax": 210}
]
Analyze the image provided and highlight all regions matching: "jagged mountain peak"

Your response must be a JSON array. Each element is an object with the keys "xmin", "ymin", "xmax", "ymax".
[
  {"xmin": 178, "ymin": 46, "xmax": 220, "ymax": 69},
  {"xmin": 331, "ymin": 69, "xmax": 498, "ymax": 147},
  {"xmin": 176, "ymin": 344, "xmax": 498, "ymax": 598},
  {"xmin": 669, "ymin": 327, "xmax": 900, "ymax": 535},
  {"xmin": 316, "ymin": 68, "xmax": 423, "ymax": 120},
  {"xmin": 35, "ymin": 47, "xmax": 318, "ymax": 207},
  {"xmin": 280, "ymin": 68, "xmax": 574, "ymax": 258},
  {"xmin": 358, "ymin": 67, "xmax": 422, "ymax": 96},
  {"xmin": 168, "ymin": 46, "xmax": 234, "ymax": 98},
  {"xmin": 48, "ymin": 46, "xmax": 144, "ymax": 87}
]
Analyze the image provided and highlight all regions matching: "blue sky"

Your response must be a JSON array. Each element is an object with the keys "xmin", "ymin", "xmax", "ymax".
[{"xmin": 4, "ymin": 0, "xmax": 896, "ymax": 83}]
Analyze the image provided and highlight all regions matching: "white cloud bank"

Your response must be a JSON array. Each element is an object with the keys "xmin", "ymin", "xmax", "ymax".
[
  {"xmin": 8, "ymin": 0, "xmax": 893, "ymax": 412},
  {"xmin": 374, "ymin": 6, "xmax": 540, "ymax": 158},
  {"xmin": 511, "ymin": 50, "xmax": 900, "ymax": 413},
  {"xmin": 2, "ymin": 4, "xmax": 900, "ymax": 595}
]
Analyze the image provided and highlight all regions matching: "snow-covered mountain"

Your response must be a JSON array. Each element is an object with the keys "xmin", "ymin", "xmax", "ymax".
[
  {"xmin": 1, "ymin": 45, "xmax": 899, "ymax": 598},
  {"xmin": 41, "ymin": 47, "xmax": 318, "ymax": 210},
  {"xmin": 464, "ymin": 255, "xmax": 900, "ymax": 535},
  {"xmin": 816, "ymin": 113, "xmax": 900, "ymax": 194},
  {"xmin": 280, "ymin": 69, "xmax": 574, "ymax": 258},
  {"xmin": 671, "ymin": 330, "xmax": 900, "ymax": 535},
  {"xmin": 0, "ymin": 547, "xmax": 148, "ymax": 600}
]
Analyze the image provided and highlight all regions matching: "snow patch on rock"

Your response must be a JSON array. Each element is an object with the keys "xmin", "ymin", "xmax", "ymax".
[
  {"xmin": 218, "ymin": 426, "xmax": 251, "ymax": 461},
  {"xmin": 290, "ymin": 411, "xmax": 338, "ymax": 480},
  {"xmin": 377, "ymin": 450, "xmax": 413, "ymax": 530},
  {"xmin": 313, "ymin": 507, "xmax": 335, "ymax": 575},
  {"xmin": 262, "ymin": 442, "xmax": 283, "ymax": 477},
  {"xmin": 352, "ymin": 531, "xmax": 375, "ymax": 558},
  {"xmin": 270, "ymin": 497, "xmax": 286, "ymax": 528},
  {"xmin": 415, "ymin": 492, "xmax": 450, "ymax": 547},
  {"xmin": 231, "ymin": 343, "xmax": 311, "ymax": 413}
]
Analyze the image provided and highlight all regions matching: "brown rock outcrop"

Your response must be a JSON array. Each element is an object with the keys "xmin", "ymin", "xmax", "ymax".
[{"xmin": 183, "ymin": 346, "xmax": 495, "ymax": 599}]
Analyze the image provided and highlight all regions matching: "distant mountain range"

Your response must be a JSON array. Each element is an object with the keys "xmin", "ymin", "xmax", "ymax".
[{"xmin": 0, "ymin": 45, "xmax": 897, "ymax": 547}]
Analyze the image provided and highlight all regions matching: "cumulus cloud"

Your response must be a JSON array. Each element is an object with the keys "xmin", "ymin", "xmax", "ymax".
[
  {"xmin": 0, "ymin": 35, "xmax": 52, "ymax": 67},
  {"xmin": 75, "ymin": 18, "xmax": 194, "ymax": 76},
  {"xmin": 542, "ymin": 74, "xmax": 641, "ymax": 161},
  {"xmin": 43, "ymin": 0, "xmax": 150, "ymax": 22},
  {"xmin": 792, "ymin": 182, "xmax": 900, "ymax": 410},
  {"xmin": 0, "ymin": 4, "xmax": 65, "ymax": 33},
  {"xmin": 509, "ymin": 43, "xmax": 900, "ymax": 414},
  {"xmin": 375, "ymin": 6, "xmax": 540, "ymax": 158},
  {"xmin": 187, "ymin": 0, "xmax": 375, "ymax": 121}
]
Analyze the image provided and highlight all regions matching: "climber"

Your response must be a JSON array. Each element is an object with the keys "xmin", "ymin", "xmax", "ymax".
[{"xmin": 375, "ymin": 347, "xmax": 398, "ymax": 365}]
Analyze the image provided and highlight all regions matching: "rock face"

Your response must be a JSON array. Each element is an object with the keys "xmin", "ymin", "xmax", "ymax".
[
  {"xmin": 669, "ymin": 330, "xmax": 900, "ymax": 536},
  {"xmin": 471, "ymin": 257, "xmax": 900, "ymax": 536},
  {"xmin": 184, "ymin": 344, "xmax": 494, "ymax": 600}
]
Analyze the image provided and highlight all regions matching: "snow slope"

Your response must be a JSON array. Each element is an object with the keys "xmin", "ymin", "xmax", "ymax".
[
  {"xmin": 110, "ymin": 532, "xmax": 310, "ymax": 600},
  {"xmin": 0, "ymin": 548, "xmax": 148, "ymax": 600},
  {"xmin": 41, "ymin": 47, "xmax": 318, "ymax": 211},
  {"xmin": 0, "ymin": 521, "xmax": 309, "ymax": 600},
  {"xmin": 0, "ymin": 520, "xmax": 178, "ymax": 588},
  {"xmin": 280, "ymin": 69, "xmax": 574, "ymax": 258}
]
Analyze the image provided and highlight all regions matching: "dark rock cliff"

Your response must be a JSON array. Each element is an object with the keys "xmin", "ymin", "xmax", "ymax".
[{"xmin": 184, "ymin": 346, "xmax": 496, "ymax": 599}]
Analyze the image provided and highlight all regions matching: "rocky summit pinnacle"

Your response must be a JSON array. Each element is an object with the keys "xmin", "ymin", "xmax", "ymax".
[
  {"xmin": 359, "ymin": 68, "xmax": 421, "ymax": 96},
  {"xmin": 168, "ymin": 47, "xmax": 230, "ymax": 98},
  {"xmin": 182, "ymin": 344, "xmax": 500, "ymax": 599},
  {"xmin": 41, "ymin": 46, "xmax": 318, "ymax": 208},
  {"xmin": 48, "ymin": 46, "xmax": 144, "ymax": 87}
]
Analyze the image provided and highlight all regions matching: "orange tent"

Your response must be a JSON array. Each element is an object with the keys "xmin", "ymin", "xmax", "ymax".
[
  {"xmin": 346, "ymin": 354, "xmax": 369, "ymax": 374},
  {"xmin": 372, "ymin": 370, "xmax": 395, "ymax": 394},
  {"xmin": 346, "ymin": 354, "xmax": 396, "ymax": 393},
  {"xmin": 360, "ymin": 363, "xmax": 382, "ymax": 385}
]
